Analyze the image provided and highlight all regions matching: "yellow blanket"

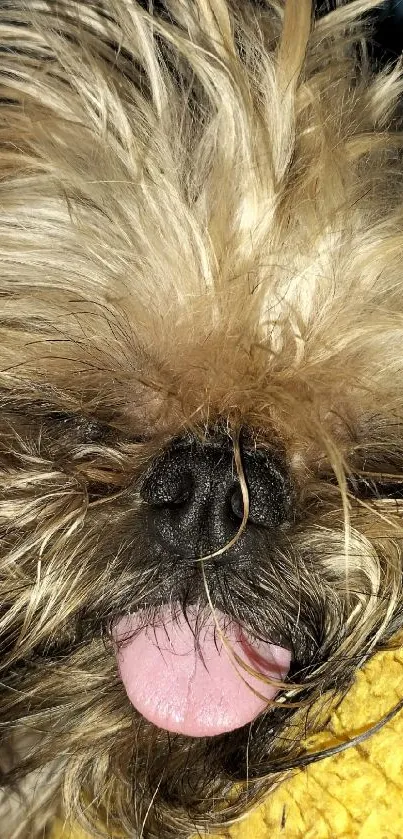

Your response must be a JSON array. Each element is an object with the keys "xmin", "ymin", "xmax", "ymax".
[{"xmin": 52, "ymin": 644, "xmax": 403, "ymax": 839}]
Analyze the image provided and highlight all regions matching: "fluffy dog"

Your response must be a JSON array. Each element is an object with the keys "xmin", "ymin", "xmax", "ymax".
[{"xmin": 1, "ymin": 0, "xmax": 403, "ymax": 836}]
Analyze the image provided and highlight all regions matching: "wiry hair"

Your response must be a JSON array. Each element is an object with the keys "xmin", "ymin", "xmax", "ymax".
[{"xmin": 1, "ymin": 0, "xmax": 403, "ymax": 837}]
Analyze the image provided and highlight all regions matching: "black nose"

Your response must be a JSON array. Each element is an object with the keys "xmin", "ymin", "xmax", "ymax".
[{"xmin": 140, "ymin": 432, "xmax": 293, "ymax": 558}]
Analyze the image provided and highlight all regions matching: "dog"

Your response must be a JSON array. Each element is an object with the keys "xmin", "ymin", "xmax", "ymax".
[{"xmin": 1, "ymin": 0, "xmax": 403, "ymax": 836}]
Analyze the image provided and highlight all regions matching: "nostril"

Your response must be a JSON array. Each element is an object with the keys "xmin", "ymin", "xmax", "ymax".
[
  {"xmin": 140, "ymin": 468, "xmax": 194, "ymax": 508},
  {"xmin": 229, "ymin": 485, "xmax": 244, "ymax": 520},
  {"xmin": 168, "ymin": 472, "xmax": 194, "ymax": 506},
  {"xmin": 228, "ymin": 465, "xmax": 292, "ymax": 528}
]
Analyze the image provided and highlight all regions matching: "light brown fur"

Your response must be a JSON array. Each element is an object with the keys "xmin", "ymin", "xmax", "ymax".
[{"xmin": 1, "ymin": 0, "xmax": 403, "ymax": 837}]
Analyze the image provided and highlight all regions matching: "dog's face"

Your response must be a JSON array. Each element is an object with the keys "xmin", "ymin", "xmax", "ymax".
[{"xmin": 1, "ymin": 0, "xmax": 403, "ymax": 836}]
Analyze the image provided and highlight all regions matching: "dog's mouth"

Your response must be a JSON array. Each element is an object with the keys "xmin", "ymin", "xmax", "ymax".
[{"xmin": 112, "ymin": 606, "xmax": 291, "ymax": 737}]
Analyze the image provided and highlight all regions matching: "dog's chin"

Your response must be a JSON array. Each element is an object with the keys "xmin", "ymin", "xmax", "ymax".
[{"xmin": 112, "ymin": 605, "xmax": 291, "ymax": 738}]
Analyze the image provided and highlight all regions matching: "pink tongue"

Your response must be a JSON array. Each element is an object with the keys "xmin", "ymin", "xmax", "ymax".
[{"xmin": 113, "ymin": 608, "xmax": 291, "ymax": 737}]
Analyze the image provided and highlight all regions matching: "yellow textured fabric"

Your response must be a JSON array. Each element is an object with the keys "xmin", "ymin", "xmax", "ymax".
[{"xmin": 51, "ymin": 645, "xmax": 403, "ymax": 839}]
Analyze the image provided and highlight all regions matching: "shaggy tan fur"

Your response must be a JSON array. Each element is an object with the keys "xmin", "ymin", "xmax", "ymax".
[{"xmin": 1, "ymin": 0, "xmax": 403, "ymax": 837}]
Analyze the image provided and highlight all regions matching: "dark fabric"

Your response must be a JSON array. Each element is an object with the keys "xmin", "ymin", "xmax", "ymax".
[
  {"xmin": 136, "ymin": 1, "xmax": 403, "ymax": 69},
  {"xmin": 370, "ymin": 0, "xmax": 403, "ymax": 66}
]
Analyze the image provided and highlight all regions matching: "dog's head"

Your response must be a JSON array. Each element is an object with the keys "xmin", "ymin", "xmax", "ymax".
[{"xmin": 1, "ymin": 0, "xmax": 403, "ymax": 836}]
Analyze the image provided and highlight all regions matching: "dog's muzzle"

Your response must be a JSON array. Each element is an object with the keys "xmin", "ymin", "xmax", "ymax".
[{"xmin": 112, "ymin": 430, "xmax": 293, "ymax": 739}]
